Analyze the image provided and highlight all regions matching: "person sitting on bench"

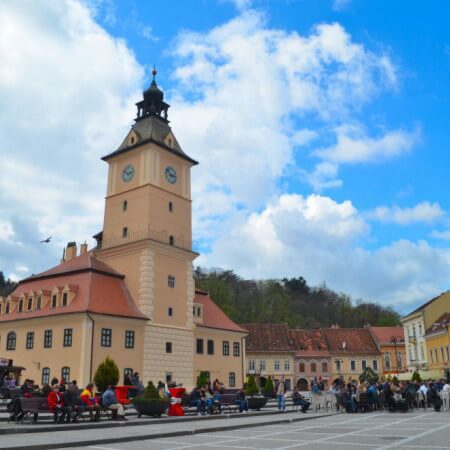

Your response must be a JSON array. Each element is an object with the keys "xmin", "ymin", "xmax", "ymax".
[
  {"xmin": 292, "ymin": 386, "xmax": 310, "ymax": 413},
  {"xmin": 102, "ymin": 385, "xmax": 127, "ymax": 421},
  {"xmin": 80, "ymin": 383, "xmax": 101, "ymax": 421},
  {"xmin": 48, "ymin": 385, "xmax": 69, "ymax": 423}
]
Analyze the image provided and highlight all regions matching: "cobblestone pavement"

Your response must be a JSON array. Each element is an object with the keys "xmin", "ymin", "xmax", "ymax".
[{"xmin": 61, "ymin": 410, "xmax": 450, "ymax": 450}]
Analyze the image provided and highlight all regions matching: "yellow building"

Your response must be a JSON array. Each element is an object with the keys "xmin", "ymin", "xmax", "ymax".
[
  {"xmin": 401, "ymin": 291, "xmax": 450, "ymax": 376},
  {"xmin": 0, "ymin": 71, "xmax": 246, "ymax": 389},
  {"xmin": 244, "ymin": 324, "xmax": 295, "ymax": 391},
  {"xmin": 424, "ymin": 314, "xmax": 450, "ymax": 379}
]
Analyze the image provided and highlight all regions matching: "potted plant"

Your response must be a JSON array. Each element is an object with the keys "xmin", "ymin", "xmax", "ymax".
[
  {"xmin": 132, "ymin": 381, "xmax": 169, "ymax": 418},
  {"xmin": 263, "ymin": 376, "xmax": 275, "ymax": 398},
  {"xmin": 245, "ymin": 375, "xmax": 267, "ymax": 410}
]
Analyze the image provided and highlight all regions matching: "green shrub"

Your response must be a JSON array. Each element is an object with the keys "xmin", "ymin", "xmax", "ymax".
[
  {"xmin": 264, "ymin": 376, "xmax": 274, "ymax": 394},
  {"xmin": 196, "ymin": 371, "xmax": 209, "ymax": 388},
  {"xmin": 133, "ymin": 381, "xmax": 169, "ymax": 403},
  {"xmin": 245, "ymin": 375, "xmax": 259, "ymax": 396},
  {"xmin": 392, "ymin": 375, "xmax": 399, "ymax": 383},
  {"xmin": 359, "ymin": 367, "xmax": 379, "ymax": 383},
  {"xmin": 411, "ymin": 371, "xmax": 422, "ymax": 383},
  {"xmin": 93, "ymin": 356, "xmax": 119, "ymax": 393}
]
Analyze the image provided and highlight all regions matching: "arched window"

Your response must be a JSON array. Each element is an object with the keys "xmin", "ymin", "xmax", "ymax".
[
  {"xmin": 42, "ymin": 367, "xmax": 50, "ymax": 385},
  {"xmin": 321, "ymin": 362, "xmax": 328, "ymax": 373},
  {"xmin": 6, "ymin": 332, "xmax": 16, "ymax": 351},
  {"xmin": 169, "ymin": 235, "xmax": 174, "ymax": 246},
  {"xmin": 228, "ymin": 372, "xmax": 236, "ymax": 387},
  {"xmin": 310, "ymin": 362, "xmax": 317, "ymax": 373},
  {"xmin": 299, "ymin": 362, "xmax": 305, "ymax": 372},
  {"xmin": 61, "ymin": 367, "xmax": 70, "ymax": 382}
]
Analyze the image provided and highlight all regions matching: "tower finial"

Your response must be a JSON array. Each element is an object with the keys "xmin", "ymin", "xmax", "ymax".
[{"xmin": 152, "ymin": 64, "xmax": 157, "ymax": 82}]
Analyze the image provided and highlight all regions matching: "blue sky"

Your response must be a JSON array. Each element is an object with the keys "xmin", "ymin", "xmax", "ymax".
[{"xmin": 0, "ymin": 0, "xmax": 449, "ymax": 313}]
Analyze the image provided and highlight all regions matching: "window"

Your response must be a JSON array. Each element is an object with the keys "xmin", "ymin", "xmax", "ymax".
[
  {"xmin": 441, "ymin": 347, "xmax": 445, "ymax": 361},
  {"xmin": 430, "ymin": 350, "xmax": 433, "ymax": 362},
  {"xmin": 51, "ymin": 294, "xmax": 57, "ymax": 308},
  {"xmin": 166, "ymin": 342, "xmax": 172, "ymax": 353},
  {"xmin": 196, "ymin": 339, "xmax": 204, "ymax": 354},
  {"xmin": 284, "ymin": 360, "xmax": 290, "ymax": 371},
  {"xmin": 123, "ymin": 200, "xmax": 128, "ymax": 211},
  {"xmin": 397, "ymin": 352, "xmax": 403, "ymax": 369},
  {"xmin": 61, "ymin": 367, "xmax": 70, "ymax": 381},
  {"xmin": 299, "ymin": 362, "xmax": 305, "ymax": 373},
  {"xmin": 233, "ymin": 342, "xmax": 240, "ymax": 357},
  {"xmin": 418, "ymin": 324, "xmax": 422, "ymax": 336},
  {"xmin": 248, "ymin": 360, "xmax": 255, "ymax": 371},
  {"xmin": 36, "ymin": 296, "xmax": 42, "ymax": 310},
  {"xmin": 373, "ymin": 360, "xmax": 378, "ymax": 371},
  {"xmin": 420, "ymin": 345, "xmax": 424, "ymax": 360},
  {"xmin": 446, "ymin": 347, "xmax": 450, "ymax": 362},
  {"xmin": 435, "ymin": 348, "xmax": 438, "ymax": 362},
  {"xmin": 27, "ymin": 297, "xmax": 33, "ymax": 311},
  {"xmin": 26, "ymin": 332, "xmax": 34, "ymax": 350},
  {"xmin": 229, "ymin": 372, "xmax": 236, "ymax": 387},
  {"xmin": 335, "ymin": 360, "xmax": 341, "ymax": 371},
  {"xmin": 5, "ymin": 303, "xmax": 10, "ymax": 314},
  {"xmin": 384, "ymin": 353, "xmax": 391, "ymax": 369},
  {"xmin": 125, "ymin": 330, "xmax": 134, "ymax": 349},
  {"xmin": 18, "ymin": 299, "xmax": 23, "ymax": 313},
  {"xmin": 322, "ymin": 362, "xmax": 328, "ymax": 372},
  {"xmin": 274, "ymin": 360, "xmax": 280, "ymax": 371},
  {"xmin": 168, "ymin": 307, "xmax": 173, "ymax": 317},
  {"xmin": 101, "ymin": 328, "xmax": 112, "ymax": 347},
  {"xmin": 168, "ymin": 275, "xmax": 175, "ymax": 288},
  {"xmin": 310, "ymin": 362, "xmax": 317, "ymax": 373},
  {"xmin": 169, "ymin": 235, "xmax": 174, "ymax": 245},
  {"xmin": 350, "ymin": 360, "xmax": 356, "ymax": 371},
  {"xmin": 222, "ymin": 341, "xmax": 229, "ymax": 356},
  {"xmin": 169, "ymin": 202, "xmax": 173, "ymax": 212},
  {"xmin": 122, "ymin": 227, "xmax": 128, "ymax": 238},
  {"xmin": 259, "ymin": 360, "xmax": 266, "ymax": 372},
  {"xmin": 63, "ymin": 328, "xmax": 73, "ymax": 347},
  {"xmin": 44, "ymin": 330, "xmax": 52, "ymax": 348},
  {"xmin": 62, "ymin": 293, "xmax": 68, "ymax": 307},
  {"xmin": 124, "ymin": 368, "xmax": 133, "ymax": 380},
  {"xmin": 362, "ymin": 360, "xmax": 367, "ymax": 370},
  {"xmin": 41, "ymin": 367, "xmax": 50, "ymax": 385},
  {"xmin": 207, "ymin": 340, "xmax": 214, "ymax": 355},
  {"xmin": 130, "ymin": 136, "xmax": 135, "ymax": 144}
]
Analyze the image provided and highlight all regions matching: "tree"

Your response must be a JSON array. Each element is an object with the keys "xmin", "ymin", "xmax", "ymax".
[
  {"xmin": 411, "ymin": 371, "xmax": 422, "ymax": 383},
  {"xmin": 264, "ymin": 376, "xmax": 274, "ymax": 394},
  {"xmin": 359, "ymin": 367, "xmax": 379, "ymax": 384},
  {"xmin": 245, "ymin": 375, "xmax": 259, "ymax": 396},
  {"xmin": 93, "ymin": 356, "xmax": 119, "ymax": 392},
  {"xmin": 196, "ymin": 371, "xmax": 209, "ymax": 388}
]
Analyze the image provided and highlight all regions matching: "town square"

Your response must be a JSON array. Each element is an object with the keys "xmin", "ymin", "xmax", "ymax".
[{"xmin": 0, "ymin": 0, "xmax": 449, "ymax": 449}]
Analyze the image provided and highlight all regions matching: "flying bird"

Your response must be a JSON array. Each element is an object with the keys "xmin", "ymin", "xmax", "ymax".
[{"xmin": 39, "ymin": 236, "xmax": 52, "ymax": 244}]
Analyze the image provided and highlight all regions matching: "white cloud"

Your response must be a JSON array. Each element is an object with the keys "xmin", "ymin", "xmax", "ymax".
[
  {"xmin": 332, "ymin": 0, "xmax": 352, "ymax": 11},
  {"xmin": 369, "ymin": 202, "xmax": 445, "ymax": 225},
  {"xmin": 430, "ymin": 229, "xmax": 450, "ymax": 240},
  {"xmin": 0, "ymin": 0, "xmax": 143, "ymax": 277},
  {"xmin": 199, "ymin": 194, "xmax": 450, "ymax": 310},
  {"xmin": 315, "ymin": 124, "xmax": 419, "ymax": 164}
]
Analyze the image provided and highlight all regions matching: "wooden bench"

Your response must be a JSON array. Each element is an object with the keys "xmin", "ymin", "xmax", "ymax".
[
  {"xmin": 19, "ymin": 397, "xmax": 50, "ymax": 423},
  {"xmin": 219, "ymin": 389, "xmax": 240, "ymax": 414}
]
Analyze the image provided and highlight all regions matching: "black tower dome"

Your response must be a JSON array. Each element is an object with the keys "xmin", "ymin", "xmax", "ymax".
[{"xmin": 136, "ymin": 68, "xmax": 169, "ymax": 122}]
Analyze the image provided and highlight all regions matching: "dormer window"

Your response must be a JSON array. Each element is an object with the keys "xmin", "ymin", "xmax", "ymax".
[
  {"xmin": 130, "ymin": 136, "xmax": 135, "ymax": 145},
  {"xmin": 36, "ymin": 296, "xmax": 42, "ymax": 310},
  {"xmin": 18, "ymin": 299, "xmax": 24, "ymax": 313},
  {"xmin": 51, "ymin": 294, "xmax": 57, "ymax": 308},
  {"xmin": 5, "ymin": 303, "xmax": 10, "ymax": 314},
  {"xmin": 62, "ymin": 293, "xmax": 68, "ymax": 307},
  {"xmin": 27, "ymin": 297, "xmax": 33, "ymax": 311},
  {"xmin": 169, "ymin": 235, "xmax": 174, "ymax": 246}
]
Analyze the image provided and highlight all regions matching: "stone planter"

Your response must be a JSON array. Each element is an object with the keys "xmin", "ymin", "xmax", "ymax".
[
  {"xmin": 132, "ymin": 399, "xmax": 170, "ymax": 418},
  {"xmin": 247, "ymin": 396, "xmax": 268, "ymax": 410}
]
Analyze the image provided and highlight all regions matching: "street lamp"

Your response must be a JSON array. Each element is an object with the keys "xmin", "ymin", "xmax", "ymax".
[{"xmin": 391, "ymin": 336, "xmax": 399, "ymax": 376}]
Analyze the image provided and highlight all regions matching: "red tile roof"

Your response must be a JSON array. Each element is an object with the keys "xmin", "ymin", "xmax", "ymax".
[
  {"xmin": 194, "ymin": 291, "xmax": 247, "ymax": 333},
  {"xmin": 243, "ymin": 323, "xmax": 293, "ymax": 352},
  {"xmin": 290, "ymin": 329, "xmax": 330, "ymax": 356},
  {"xmin": 1, "ymin": 253, "xmax": 147, "ymax": 322},
  {"xmin": 321, "ymin": 328, "xmax": 379, "ymax": 354},
  {"xmin": 369, "ymin": 326, "xmax": 405, "ymax": 346}
]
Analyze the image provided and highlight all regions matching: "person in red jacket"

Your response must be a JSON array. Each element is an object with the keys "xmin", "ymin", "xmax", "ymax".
[{"xmin": 47, "ymin": 385, "xmax": 69, "ymax": 423}]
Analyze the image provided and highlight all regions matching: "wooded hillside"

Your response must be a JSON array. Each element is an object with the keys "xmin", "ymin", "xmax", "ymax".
[{"xmin": 194, "ymin": 268, "xmax": 400, "ymax": 328}]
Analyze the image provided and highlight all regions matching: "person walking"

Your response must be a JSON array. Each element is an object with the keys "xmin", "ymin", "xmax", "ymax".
[{"xmin": 276, "ymin": 376, "xmax": 286, "ymax": 412}]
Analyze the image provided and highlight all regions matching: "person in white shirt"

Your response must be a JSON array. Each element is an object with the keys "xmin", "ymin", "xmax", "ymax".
[{"xmin": 419, "ymin": 383, "xmax": 428, "ymax": 395}]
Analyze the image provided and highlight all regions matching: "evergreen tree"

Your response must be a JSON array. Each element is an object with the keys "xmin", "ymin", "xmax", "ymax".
[{"xmin": 93, "ymin": 356, "xmax": 119, "ymax": 392}]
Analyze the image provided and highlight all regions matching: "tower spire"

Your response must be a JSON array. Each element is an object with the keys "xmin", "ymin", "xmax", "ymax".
[{"xmin": 136, "ymin": 67, "xmax": 169, "ymax": 122}]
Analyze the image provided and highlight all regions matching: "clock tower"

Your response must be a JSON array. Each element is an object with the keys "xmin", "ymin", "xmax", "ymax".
[{"xmin": 96, "ymin": 70, "xmax": 198, "ymax": 386}]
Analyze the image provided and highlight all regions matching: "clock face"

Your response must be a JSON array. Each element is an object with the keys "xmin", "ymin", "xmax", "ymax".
[
  {"xmin": 122, "ymin": 164, "xmax": 135, "ymax": 182},
  {"xmin": 165, "ymin": 166, "xmax": 177, "ymax": 184}
]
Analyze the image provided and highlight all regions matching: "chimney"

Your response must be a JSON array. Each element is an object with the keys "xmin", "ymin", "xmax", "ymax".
[
  {"xmin": 80, "ymin": 242, "xmax": 88, "ymax": 255},
  {"xmin": 65, "ymin": 242, "xmax": 77, "ymax": 262}
]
